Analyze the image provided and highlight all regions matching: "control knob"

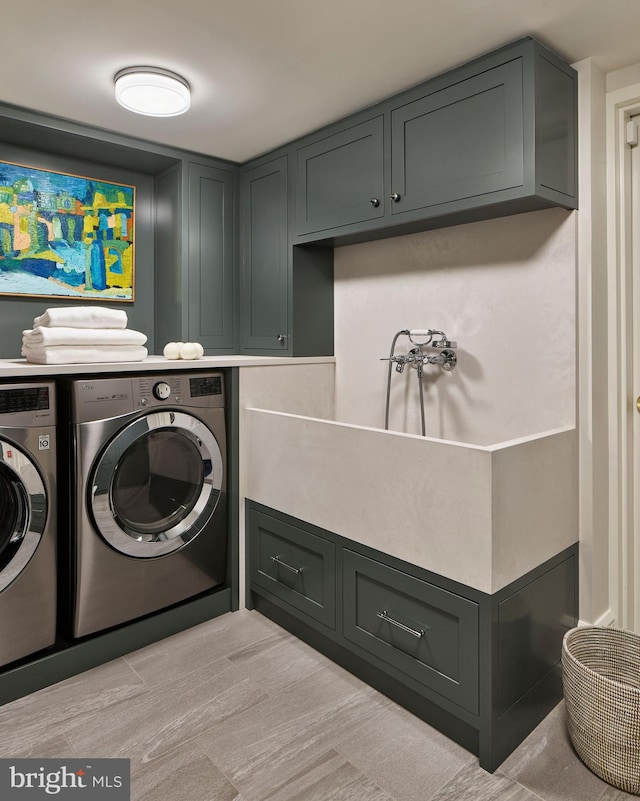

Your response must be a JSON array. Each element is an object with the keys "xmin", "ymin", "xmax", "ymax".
[{"xmin": 153, "ymin": 381, "xmax": 171, "ymax": 400}]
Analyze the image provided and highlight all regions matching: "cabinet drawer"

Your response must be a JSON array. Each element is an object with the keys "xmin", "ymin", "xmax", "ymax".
[
  {"xmin": 343, "ymin": 550, "xmax": 479, "ymax": 713},
  {"xmin": 249, "ymin": 509, "xmax": 336, "ymax": 629}
]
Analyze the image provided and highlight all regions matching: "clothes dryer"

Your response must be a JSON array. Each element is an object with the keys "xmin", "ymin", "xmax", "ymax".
[
  {"xmin": 67, "ymin": 372, "xmax": 227, "ymax": 637},
  {"xmin": 0, "ymin": 381, "xmax": 57, "ymax": 666}
]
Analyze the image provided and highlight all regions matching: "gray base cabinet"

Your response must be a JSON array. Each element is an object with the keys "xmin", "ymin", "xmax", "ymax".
[
  {"xmin": 343, "ymin": 549, "xmax": 479, "ymax": 715},
  {"xmin": 246, "ymin": 500, "xmax": 578, "ymax": 773},
  {"xmin": 248, "ymin": 506, "xmax": 336, "ymax": 628}
]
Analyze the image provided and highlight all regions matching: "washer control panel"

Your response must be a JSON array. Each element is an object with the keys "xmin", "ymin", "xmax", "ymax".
[
  {"xmin": 0, "ymin": 382, "xmax": 55, "ymax": 425},
  {"xmin": 189, "ymin": 375, "xmax": 223, "ymax": 398},
  {"xmin": 135, "ymin": 373, "xmax": 224, "ymax": 410},
  {"xmin": 72, "ymin": 374, "xmax": 225, "ymax": 422},
  {"xmin": 137, "ymin": 376, "xmax": 182, "ymax": 406}
]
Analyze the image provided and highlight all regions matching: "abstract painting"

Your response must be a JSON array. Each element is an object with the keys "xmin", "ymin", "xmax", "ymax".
[{"xmin": 0, "ymin": 160, "xmax": 135, "ymax": 301}]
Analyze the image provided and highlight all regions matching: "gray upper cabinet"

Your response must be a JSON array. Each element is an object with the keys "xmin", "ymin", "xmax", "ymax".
[
  {"xmin": 535, "ymin": 52, "xmax": 577, "ymax": 203},
  {"xmin": 0, "ymin": 36, "xmax": 577, "ymax": 359},
  {"xmin": 296, "ymin": 116, "xmax": 384, "ymax": 235},
  {"xmin": 240, "ymin": 156, "xmax": 334, "ymax": 357},
  {"xmin": 388, "ymin": 42, "xmax": 577, "ymax": 224},
  {"xmin": 389, "ymin": 59, "xmax": 524, "ymax": 217},
  {"xmin": 292, "ymin": 37, "xmax": 577, "ymax": 244},
  {"xmin": 240, "ymin": 156, "xmax": 289, "ymax": 352},
  {"xmin": 187, "ymin": 162, "xmax": 235, "ymax": 351}
]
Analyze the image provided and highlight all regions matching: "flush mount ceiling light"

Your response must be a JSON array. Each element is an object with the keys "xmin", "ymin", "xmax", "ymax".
[{"xmin": 114, "ymin": 67, "xmax": 191, "ymax": 117}]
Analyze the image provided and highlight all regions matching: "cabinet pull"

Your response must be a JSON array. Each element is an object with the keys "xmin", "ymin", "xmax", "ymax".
[
  {"xmin": 276, "ymin": 334, "xmax": 287, "ymax": 344},
  {"xmin": 370, "ymin": 197, "xmax": 380, "ymax": 208},
  {"xmin": 271, "ymin": 555, "xmax": 303, "ymax": 575},
  {"xmin": 390, "ymin": 192, "xmax": 401, "ymax": 202},
  {"xmin": 376, "ymin": 609, "xmax": 424, "ymax": 638}
]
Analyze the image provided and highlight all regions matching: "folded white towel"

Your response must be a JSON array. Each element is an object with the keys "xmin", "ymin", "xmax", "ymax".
[
  {"xmin": 22, "ymin": 327, "xmax": 147, "ymax": 348},
  {"xmin": 33, "ymin": 306, "xmax": 128, "ymax": 329},
  {"xmin": 21, "ymin": 345, "xmax": 148, "ymax": 365}
]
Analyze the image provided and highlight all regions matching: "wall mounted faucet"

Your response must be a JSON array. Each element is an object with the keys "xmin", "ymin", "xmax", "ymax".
[{"xmin": 382, "ymin": 329, "xmax": 458, "ymax": 436}]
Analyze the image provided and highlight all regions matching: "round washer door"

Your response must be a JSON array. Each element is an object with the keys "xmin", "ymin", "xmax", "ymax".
[
  {"xmin": 90, "ymin": 410, "xmax": 223, "ymax": 558},
  {"xmin": 0, "ymin": 438, "xmax": 47, "ymax": 592}
]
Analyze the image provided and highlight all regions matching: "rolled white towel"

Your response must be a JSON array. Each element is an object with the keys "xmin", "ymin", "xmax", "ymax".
[
  {"xmin": 33, "ymin": 306, "xmax": 128, "ymax": 329},
  {"xmin": 23, "ymin": 327, "xmax": 147, "ymax": 348},
  {"xmin": 21, "ymin": 345, "xmax": 148, "ymax": 365}
]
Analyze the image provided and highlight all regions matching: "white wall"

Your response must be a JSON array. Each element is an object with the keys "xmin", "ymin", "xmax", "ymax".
[{"xmin": 333, "ymin": 208, "xmax": 576, "ymax": 446}]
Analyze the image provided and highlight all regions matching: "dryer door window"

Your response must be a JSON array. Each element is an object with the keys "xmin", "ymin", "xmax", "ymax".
[
  {"xmin": 90, "ymin": 410, "xmax": 224, "ymax": 558},
  {"xmin": 0, "ymin": 440, "xmax": 47, "ymax": 592},
  {"xmin": 111, "ymin": 430, "xmax": 204, "ymax": 536}
]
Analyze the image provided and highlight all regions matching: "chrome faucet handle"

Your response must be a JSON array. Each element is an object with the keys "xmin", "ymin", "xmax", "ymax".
[{"xmin": 440, "ymin": 349, "xmax": 457, "ymax": 371}]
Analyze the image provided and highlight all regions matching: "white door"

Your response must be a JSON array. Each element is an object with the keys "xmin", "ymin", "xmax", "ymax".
[{"xmin": 628, "ymin": 114, "xmax": 640, "ymax": 631}]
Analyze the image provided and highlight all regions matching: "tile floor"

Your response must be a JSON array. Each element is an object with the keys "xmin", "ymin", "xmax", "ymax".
[{"xmin": 0, "ymin": 609, "xmax": 635, "ymax": 801}]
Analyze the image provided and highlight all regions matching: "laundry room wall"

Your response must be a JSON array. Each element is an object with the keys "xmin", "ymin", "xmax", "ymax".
[
  {"xmin": 332, "ymin": 207, "xmax": 576, "ymax": 446},
  {"xmin": 0, "ymin": 143, "xmax": 155, "ymax": 358}
]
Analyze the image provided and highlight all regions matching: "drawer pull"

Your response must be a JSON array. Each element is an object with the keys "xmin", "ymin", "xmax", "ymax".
[
  {"xmin": 377, "ymin": 609, "xmax": 424, "ymax": 639},
  {"xmin": 271, "ymin": 555, "xmax": 303, "ymax": 575}
]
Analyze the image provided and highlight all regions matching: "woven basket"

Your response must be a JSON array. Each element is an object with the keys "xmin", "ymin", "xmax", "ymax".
[{"xmin": 562, "ymin": 626, "xmax": 640, "ymax": 794}]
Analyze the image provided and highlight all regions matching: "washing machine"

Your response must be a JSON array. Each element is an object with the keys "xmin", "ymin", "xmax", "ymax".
[
  {"xmin": 0, "ymin": 381, "xmax": 57, "ymax": 666},
  {"xmin": 67, "ymin": 371, "xmax": 227, "ymax": 637}
]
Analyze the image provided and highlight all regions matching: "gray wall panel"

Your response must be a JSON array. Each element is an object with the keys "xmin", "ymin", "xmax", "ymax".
[{"xmin": 154, "ymin": 165, "xmax": 184, "ymax": 350}]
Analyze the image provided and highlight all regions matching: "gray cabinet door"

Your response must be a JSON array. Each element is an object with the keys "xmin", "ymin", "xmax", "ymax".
[
  {"xmin": 390, "ymin": 59, "xmax": 523, "ymax": 217},
  {"xmin": 240, "ymin": 157, "xmax": 289, "ymax": 352},
  {"xmin": 343, "ymin": 549, "xmax": 479, "ymax": 714},
  {"xmin": 296, "ymin": 117, "xmax": 384, "ymax": 235},
  {"xmin": 188, "ymin": 162, "xmax": 235, "ymax": 350},
  {"xmin": 248, "ymin": 506, "xmax": 336, "ymax": 629}
]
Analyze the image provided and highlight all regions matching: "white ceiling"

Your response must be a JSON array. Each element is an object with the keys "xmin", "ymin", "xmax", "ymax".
[{"xmin": 4, "ymin": 0, "xmax": 640, "ymax": 163}]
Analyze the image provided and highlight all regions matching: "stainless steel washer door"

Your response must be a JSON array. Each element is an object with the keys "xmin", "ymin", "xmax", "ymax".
[
  {"xmin": 90, "ymin": 410, "xmax": 223, "ymax": 557},
  {"xmin": 0, "ymin": 439, "xmax": 47, "ymax": 591}
]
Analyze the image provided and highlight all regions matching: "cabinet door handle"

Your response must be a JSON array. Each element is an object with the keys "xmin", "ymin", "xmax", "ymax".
[
  {"xmin": 370, "ymin": 197, "xmax": 380, "ymax": 208},
  {"xmin": 376, "ymin": 609, "xmax": 424, "ymax": 638},
  {"xmin": 390, "ymin": 192, "xmax": 401, "ymax": 202},
  {"xmin": 271, "ymin": 555, "xmax": 303, "ymax": 575},
  {"xmin": 276, "ymin": 334, "xmax": 287, "ymax": 344}
]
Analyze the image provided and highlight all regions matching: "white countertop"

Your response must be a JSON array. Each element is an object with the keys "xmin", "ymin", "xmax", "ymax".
[{"xmin": 0, "ymin": 355, "xmax": 335, "ymax": 378}]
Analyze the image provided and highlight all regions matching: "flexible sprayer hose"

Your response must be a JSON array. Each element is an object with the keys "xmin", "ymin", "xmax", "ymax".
[{"xmin": 384, "ymin": 330, "xmax": 409, "ymax": 431}]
